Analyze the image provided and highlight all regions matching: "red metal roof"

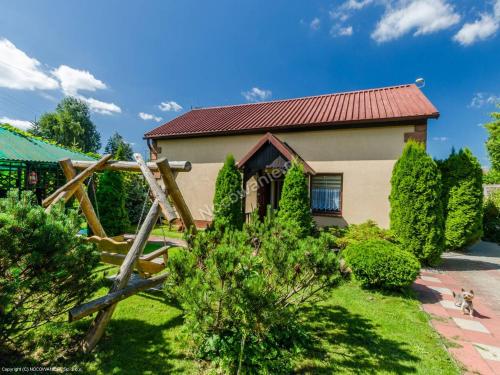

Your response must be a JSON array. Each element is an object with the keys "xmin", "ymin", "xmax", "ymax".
[{"xmin": 144, "ymin": 84, "xmax": 439, "ymax": 139}]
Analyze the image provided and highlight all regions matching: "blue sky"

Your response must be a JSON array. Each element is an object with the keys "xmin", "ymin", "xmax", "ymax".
[{"xmin": 0, "ymin": 0, "xmax": 499, "ymax": 164}]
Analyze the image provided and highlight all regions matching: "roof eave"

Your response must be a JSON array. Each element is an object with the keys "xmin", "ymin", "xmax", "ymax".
[{"xmin": 143, "ymin": 114, "xmax": 439, "ymax": 140}]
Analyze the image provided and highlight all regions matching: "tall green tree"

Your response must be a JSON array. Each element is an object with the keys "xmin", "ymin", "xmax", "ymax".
[
  {"xmin": 390, "ymin": 141, "xmax": 444, "ymax": 265},
  {"xmin": 96, "ymin": 144, "xmax": 130, "ymax": 236},
  {"xmin": 104, "ymin": 132, "xmax": 134, "ymax": 161},
  {"xmin": 278, "ymin": 161, "xmax": 314, "ymax": 236},
  {"xmin": 212, "ymin": 154, "xmax": 243, "ymax": 232},
  {"xmin": 439, "ymin": 148, "xmax": 483, "ymax": 249},
  {"xmin": 485, "ymin": 108, "xmax": 500, "ymax": 183},
  {"xmin": 33, "ymin": 97, "xmax": 101, "ymax": 153}
]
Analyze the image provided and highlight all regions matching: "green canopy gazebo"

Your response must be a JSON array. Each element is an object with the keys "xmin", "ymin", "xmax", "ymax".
[{"xmin": 0, "ymin": 124, "xmax": 95, "ymax": 203}]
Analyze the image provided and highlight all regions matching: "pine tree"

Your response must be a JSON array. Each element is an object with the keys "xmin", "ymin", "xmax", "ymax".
[
  {"xmin": 278, "ymin": 161, "xmax": 314, "ymax": 236},
  {"xmin": 440, "ymin": 148, "xmax": 483, "ymax": 249},
  {"xmin": 212, "ymin": 154, "xmax": 243, "ymax": 232},
  {"xmin": 390, "ymin": 141, "xmax": 444, "ymax": 265},
  {"xmin": 96, "ymin": 144, "xmax": 130, "ymax": 236}
]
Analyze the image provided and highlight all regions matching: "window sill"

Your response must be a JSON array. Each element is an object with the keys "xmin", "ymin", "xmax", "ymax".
[{"xmin": 312, "ymin": 212, "xmax": 343, "ymax": 218}]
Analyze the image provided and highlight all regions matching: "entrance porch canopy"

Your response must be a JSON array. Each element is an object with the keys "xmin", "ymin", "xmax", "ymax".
[{"xmin": 237, "ymin": 132, "xmax": 315, "ymax": 177}]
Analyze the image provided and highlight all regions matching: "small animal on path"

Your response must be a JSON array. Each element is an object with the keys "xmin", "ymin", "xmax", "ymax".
[{"xmin": 453, "ymin": 289, "xmax": 474, "ymax": 317}]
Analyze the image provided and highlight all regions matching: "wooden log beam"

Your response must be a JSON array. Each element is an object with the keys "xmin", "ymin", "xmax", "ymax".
[
  {"xmin": 85, "ymin": 236, "xmax": 132, "ymax": 255},
  {"xmin": 141, "ymin": 245, "xmax": 170, "ymax": 261},
  {"xmin": 43, "ymin": 155, "xmax": 112, "ymax": 208},
  {"xmin": 82, "ymin": 200, "xmax": 161, "ymax": 353},
  {"xmin": 156, "ymin": 158, "xmax": 197, "ymax": 234},
  {"xmin": 71, "ymin": 159, "xmax": 191, "ymax": 173},
  {"xmin": 134, "ymin": 153, "xmax": 177, "ymax": 223},
  {"xmin": 69, "ymin": 273, "xmax": 168, "ymax": 322},
  {"xmin": 100, "ymin": 252, "xmax": 165, "ymax": 274},
  {"xmin": 59, "ymin": 159, "xmax": 106, "ymax": 238}
]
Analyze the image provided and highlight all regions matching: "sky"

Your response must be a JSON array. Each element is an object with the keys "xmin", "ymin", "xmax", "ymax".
[{"xmin": 0, "ymin": 0, "xmax": 499, "ymax": 164}]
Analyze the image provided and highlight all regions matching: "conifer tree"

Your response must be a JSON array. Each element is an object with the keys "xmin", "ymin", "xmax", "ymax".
[
  {"xmin": 390, "ymin": 141, "xmax": 444, "ymax": 264},
  {"xmin": 213, "ymin": 154, "xmax": 243, "ymax": 232},
  {"xmin": 278, "ymin": 161, "xmax": 314, "ymax": 236}
]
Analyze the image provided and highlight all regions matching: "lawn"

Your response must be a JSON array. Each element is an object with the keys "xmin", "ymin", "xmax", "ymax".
[{"xmin": 12, "ymin": 277, "xmax": 459, "ymax": 374}]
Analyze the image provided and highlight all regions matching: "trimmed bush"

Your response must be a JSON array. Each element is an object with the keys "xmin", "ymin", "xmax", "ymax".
[
  {"xmin": 213, "ymin": 154, "xmax": 243, "ymax": 232},
  {"xmin": 278, "ymin": 161, "xmax": 314, "ymax": 236},
  {"xmin": 334, "ymin": 220, "xmax": 394, "ymax": 249},
  {"xmin": 390, "ymin": 141, "xmax": 445, "ymax": 265},
  {"xmin": 96, "ymin": 144, "xmax": 130, "ymax": 236},
  {"xmin": 343, "ymin": 239, "xmax": 420, "ymax": 290},
  {"xmin": 439, "ymin": 148, "xmax": 483, "ymax": 249},
  {"xmin": 0, "ymin": 191, "xmax": 100, "ymax": 345},
  {"xmin": 483, "ymin": 190, "xmax": 500, "ymax": 243}
]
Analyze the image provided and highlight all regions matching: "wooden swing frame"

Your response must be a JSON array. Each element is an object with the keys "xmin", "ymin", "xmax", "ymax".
[{"xmin": 42, "ymin": 153, "xmax": 196, "ymax": 352}]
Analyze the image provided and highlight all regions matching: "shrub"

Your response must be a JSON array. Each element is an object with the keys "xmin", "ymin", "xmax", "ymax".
[
  {"xmin": 334, "ymin": 220, "xmax": 394, "ymax": 249},
  {"xmin": 278, "ymin": 161, "xmax": 314, "ymax": 236},
  {"xmin": 439, "ymin": 148, "xmax": 483, "ymax": 249},
  {"xmin": 343, "ymin": 239, "xmax": 420, "ymax": 290},
  {"xmin": 213, "ymin": 154, "xmax": 243, "ymax": 233},
  {"xmin": 483, "ymin": 190, "xmax": 500, "ymax": 243},
  {"xmin": 124, "ymin": 173, "xmax": 151, "ymax": 225},
  {"xmin": 96, "ymin": 144, "xmax": 130, "ymax": 236},
  {"xmin": 0, "ymin": 191, "xmax": 100, "ymax": 345},
  {"xmin": 167, "ymin": 212, "xmax": 340, "ymax": 374},
  {"xmin": 390, "ymin": 141, "xmax": 445, "ymax": 265}
]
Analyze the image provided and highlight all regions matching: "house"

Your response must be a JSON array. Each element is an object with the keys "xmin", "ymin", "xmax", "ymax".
[{"xmin": 144, "ymin": 84, "xmax": 439, "ymax": 228}]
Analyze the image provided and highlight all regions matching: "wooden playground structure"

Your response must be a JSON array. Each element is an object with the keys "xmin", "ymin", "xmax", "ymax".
[{"xmin": 41, "ymin": 153, "xmax": 196, "ymax": 352}]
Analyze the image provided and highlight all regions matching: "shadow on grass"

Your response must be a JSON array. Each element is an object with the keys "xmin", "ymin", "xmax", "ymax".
[
  {"xmin": 297, "ymin": 305, "xmax": 419, "ymax": 374},
  {"xmin": 82, "ymin": 315, "xmax": 187, "ymax": 375}
]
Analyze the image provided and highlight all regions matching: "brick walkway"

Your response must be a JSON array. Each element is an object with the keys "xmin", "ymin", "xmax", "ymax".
[{"xmin": 414, "ymin": 270, "xmax": 500, "ymax": 374}]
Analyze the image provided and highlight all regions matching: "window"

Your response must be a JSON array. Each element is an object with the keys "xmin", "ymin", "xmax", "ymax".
[{"xmin": 311, "ymin": 174, "xmax": 342, "ymax": 215}]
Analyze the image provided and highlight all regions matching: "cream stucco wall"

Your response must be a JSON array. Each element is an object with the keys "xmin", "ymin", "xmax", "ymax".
[{"xmin": 155, "ymin": 125, "xmax": 416, "ymax": 228}]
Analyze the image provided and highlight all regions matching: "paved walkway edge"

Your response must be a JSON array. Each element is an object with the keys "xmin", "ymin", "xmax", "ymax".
[{"xmin": 414, "ymin": 270, "xmax": 500, "ymax": 374}]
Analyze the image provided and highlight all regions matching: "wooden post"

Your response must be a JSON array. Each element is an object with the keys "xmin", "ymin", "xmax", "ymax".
[
  {"xmin": 71, "ymin": 160, "xmax": 192, "ymax": 173},
  {"xmin": 133, "ymin": 153, "xmax": 177, "ymax": 223},
  {"xmin": 59, "ymin": 159, "xmax": 106, "ymax": 238},
  {"xmin": 43, "ymin": 155, "xmax": 112, "ymax": 208},
  {"xmin": 156, "ymin": 158, "xmax": 197, "ymax": 234},
  {"xmin": 82, "ymin": 200, "xmax": 161, "ymax": 353},
  {"xmin": 69, "ymin": 273, "xmax": 168, "ymax": 322}
]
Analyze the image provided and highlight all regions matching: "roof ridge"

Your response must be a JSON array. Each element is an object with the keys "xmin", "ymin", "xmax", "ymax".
[{"xmin": 191, "ymin": 83, "xmax": 415, "ymax": 111}]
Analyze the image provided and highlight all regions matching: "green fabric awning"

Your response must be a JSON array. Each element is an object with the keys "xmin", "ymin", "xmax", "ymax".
[{"xmin": 0, "ymin": 125, "xmax": 95, "ymax": 163}]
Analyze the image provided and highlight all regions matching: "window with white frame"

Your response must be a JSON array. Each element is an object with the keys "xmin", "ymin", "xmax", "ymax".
[{"xmin": 311, "ymin": 174, "xmax": 342, "ymax": 214}]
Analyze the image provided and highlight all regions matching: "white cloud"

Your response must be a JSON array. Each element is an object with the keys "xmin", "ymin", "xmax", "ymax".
[
  {"xmin": 331, "ymin": 25, "xmax": 354, "ymax": 37},
  {"xmin": 139, "ymin": 112, "xmax": 162, "ymax": 122},
  {"xmin": 158, "ymin": 101, "xmax": 183, "ymax": 112},
  {"xmin": 469, "ymin": 93, "xmax": 500, "ymax": 108},
  {"xmin": 0, "ymin": 39, "xmax": 59, "ymax": 90},
  {"xmin": 344, "ymin": 0, "xmax": 374, "ymax": 10},
  {"xmin": 310, "ymin": 17, "xmax": 321, "ymax": 31},
  {"xmin": 242, "ymin": 87, "xmax": 272, "ymax": 102},
  {"xmin": 80, "ymin": 97, "xmax": 121, "ymax": 115},
  {"xmin": 432, "ymin": 136, "xmax": 449, "ymax": 141},
  {"xmin": 51, "ymin": 65, "xmax": 121, "ymax": 115},
  {"xmin": 51, "ymin": 65, "xmax": 106, "ymax": 96},
  {"xmin": 453, "ymin": 0, "xmax": 500, "ymax": 47},
  {"xmin": 0, "ymin": 116, "xmax": 33, "ymax": 130},
  {"xmin": 371, "ymin": 0, "xmax": 460, "ymax": 43}
]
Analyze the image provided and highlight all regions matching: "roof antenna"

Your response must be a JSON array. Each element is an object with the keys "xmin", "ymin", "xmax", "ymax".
[{"xmin": 415, "ymin": 78, "xmax": 425, "ymax": 88}]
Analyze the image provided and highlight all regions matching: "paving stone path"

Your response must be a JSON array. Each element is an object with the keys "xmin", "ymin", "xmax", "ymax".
[{"xmin": 414, "ymin": 241, "xmax": 500, "ymax": 374}]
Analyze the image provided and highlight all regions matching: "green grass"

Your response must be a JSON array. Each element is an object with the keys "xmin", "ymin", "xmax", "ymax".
[
  {"xmin": 10, "ymin": 279, "xmax": 458, "ymax": 374},
  {"xmin": 294, "ymin": 283, "xmax": 459, "ymax": 374}
]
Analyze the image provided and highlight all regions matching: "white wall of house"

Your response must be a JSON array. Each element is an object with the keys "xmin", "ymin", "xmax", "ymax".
[{"xmin": 155, "ymin": 124, "xmax": 417, "ymax": 228}]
